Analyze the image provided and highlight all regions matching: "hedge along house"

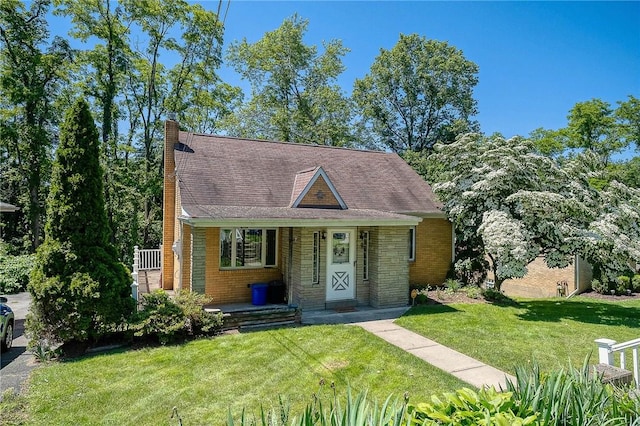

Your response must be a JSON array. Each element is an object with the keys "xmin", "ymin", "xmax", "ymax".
[{"xmin": 161, "ymin": 119, "xmax": 453, "ymax": 310}]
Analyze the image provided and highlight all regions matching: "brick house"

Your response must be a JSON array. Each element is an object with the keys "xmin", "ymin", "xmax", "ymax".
[
  {"xmin": 161, "ymin": 119, "xmax": 453, "ymax": 310},
  {"xmin": 495, "ymin": 256, "xmax": 593, "ymax": 298}
]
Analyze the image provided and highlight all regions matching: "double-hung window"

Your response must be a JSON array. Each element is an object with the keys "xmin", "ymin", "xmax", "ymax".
[{"xmin": 220, "ymin": 228, "xmax": 277, "ymax": 269}]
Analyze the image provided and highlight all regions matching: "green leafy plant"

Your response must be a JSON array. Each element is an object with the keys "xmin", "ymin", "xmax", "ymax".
[
  {"xmin": 633, "ymin": 274, "xmax": 640, "ymax": 293},
  {"xmin": 31, "ymin": 339, "xmax": 58, "ymax": 362},
  {"xmin": 0, "ymin": 247, "xmax": 35, "ymax": 294},
  {"xmin": 506, "ymin": 359, "xmax": 640, "ymax": 425},
  {"xmin": 131, "ymin": 290, "xmax": 223, "ymax": 345},
  {"xmin": 481, "ymin": 288, "xmax": 513, "ymax": 304},
  {"xmin": 591, "ymin": 278, "xmax": 609, "ymax": 294},
  {"xmin": 408, "ymin": 387, "xmax": 537, "ymax": 425},
  {"xmin": 464, "ymin": 286, "xmax": 481, "ymax": 299},
  {"xmin": 228, "ymin": 386, "xmax": 408, "ymax": 426},
  {"xmin": 173, "ymin": 291, "xmax": 224, "ymax": 337},
  {"xmin": 443, "ymin": 278, "xmax": 461, "ymax": 292},
  {"xmin": 617, "ymin": 276, "xmax": 631, "ymax": 294}
]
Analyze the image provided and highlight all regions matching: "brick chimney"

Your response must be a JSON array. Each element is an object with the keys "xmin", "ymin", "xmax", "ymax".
[{"xmin": 162, "ymin": 118, "xmax": 179, "ymax": 290}]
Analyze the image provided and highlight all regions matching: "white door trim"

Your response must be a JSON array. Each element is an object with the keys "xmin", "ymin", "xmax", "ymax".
[{"xmin": 326, "ymin": 228, "xmax": 356, "ymax": 301}]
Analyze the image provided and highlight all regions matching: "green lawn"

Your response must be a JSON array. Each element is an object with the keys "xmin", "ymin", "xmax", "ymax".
[
  {"xmin": 396, "ymin": 296, "xmax": 640, "ymax": 374},
  {"xmin": 18, "ymin": 325, "xmax": 466, "ymax": 425}
]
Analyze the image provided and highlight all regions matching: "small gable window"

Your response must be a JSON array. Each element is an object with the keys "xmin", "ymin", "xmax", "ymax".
[{"xmin": 220, "ymin": 228, "xmax": 277, "ymax": 269}]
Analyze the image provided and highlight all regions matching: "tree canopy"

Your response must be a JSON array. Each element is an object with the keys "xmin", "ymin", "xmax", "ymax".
[
  {"xmin": 226, "ymin": 15, "xmax": 355, "ymax": 146},
  {"xmin": 353, "ymin": 34, "xmax": 479, "ymax": 153},
  {"xmin": 432, "ymin": 133, "xmax": 640, "ymax": 290},
  {"xmin": 0, "ymin": 0, "xmax": 72, "ymax": 251}
]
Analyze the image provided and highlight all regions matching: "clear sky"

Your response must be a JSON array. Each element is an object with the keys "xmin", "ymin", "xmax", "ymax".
[{"xmin": 211, "ymin": 1, "xmax": 640, "ymax": 141}]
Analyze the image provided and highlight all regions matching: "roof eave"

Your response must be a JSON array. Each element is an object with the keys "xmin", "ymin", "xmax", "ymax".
[
  {"xmin": 178, "ymin": 216, "xmax": 422, "ymax": 228},
  {"xmin": 398, "ymin": 211, "xmax": 448, "ymax": 219}
]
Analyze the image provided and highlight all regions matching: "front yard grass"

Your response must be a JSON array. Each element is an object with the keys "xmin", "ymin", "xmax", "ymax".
[
  {"xmin": 17, "ymin": 324, "xmax": 466, "ymax": 425},
  {"xmin": 396, "ymin": 295, "xmax": 640, "ymax": 374}
]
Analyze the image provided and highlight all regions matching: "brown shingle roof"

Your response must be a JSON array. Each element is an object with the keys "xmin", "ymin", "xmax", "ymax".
[{"xmin": 175, "ymin": 132, "xmax": 442, "ymax": 220}]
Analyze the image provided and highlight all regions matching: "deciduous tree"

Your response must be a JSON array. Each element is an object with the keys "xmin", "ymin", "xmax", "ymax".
[
  {"xmin": 433, "ymin": 133, "xmax": 640, "ymax": 290},
  {"xmin": 226, "ymin": 15, "xmax": 355, "ymax": 146},
  {"xmin": 0, "ymin": 0, "xmax": 72, "ymax": 250},
  {"xmin": 353, "ymin": 34, "xmax": 479, "ymax": 153},
  {"xmin": 433, "ymin": 134, "xmax": 591, "ymax": 290}
]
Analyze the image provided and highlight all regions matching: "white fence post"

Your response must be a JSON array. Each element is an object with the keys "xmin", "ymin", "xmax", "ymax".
[
  {"xmin": 132, "ymin": 245, "xmax": 139, "ymax": 283},
  {"xmin": 131, "ymin": 281, "xmax": 139, "ymax": 302},
  {"xmin": 595, "ymin": 338, "xmax": 616, "ymax": 365}
]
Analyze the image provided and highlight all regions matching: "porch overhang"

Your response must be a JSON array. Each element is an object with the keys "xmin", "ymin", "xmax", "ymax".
[{"xmin": 178, "ymin": 205, "xmax": 422, "ymax": 227}]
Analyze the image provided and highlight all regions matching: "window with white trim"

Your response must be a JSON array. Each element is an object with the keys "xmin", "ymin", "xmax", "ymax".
[
  {"xmin": 220, "ymin": 228, "xmax": 277, "ymax": 269},
  {"xmin": 408, "ymin": 226, "xmax": 416, "ymax": 262},
  {"xmin": 312, "ymin": 232, "xmax": 320, "ymax": 284}
]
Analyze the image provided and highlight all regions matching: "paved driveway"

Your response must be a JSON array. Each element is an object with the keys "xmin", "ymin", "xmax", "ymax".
[{"xmin": 1, "ymin": 292, "xmax": 36, "ymax": 396}]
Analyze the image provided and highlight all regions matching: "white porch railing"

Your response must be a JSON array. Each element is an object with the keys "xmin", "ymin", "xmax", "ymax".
[
  {"xmin": 131, "ymin": 245, "xmax": 162, "ymax": 302},
  {"xmin": 595, "ymin": 337, "xmax": 640, "ymax": 388},
  {"xmin": 134, "ymin": 246, "xmax": 162, "ymax": 271}
]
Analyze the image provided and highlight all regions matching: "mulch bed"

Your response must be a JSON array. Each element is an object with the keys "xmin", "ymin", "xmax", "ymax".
[
  {"xmin": 414, "ymin": 290, "xmax": 488, "ymax": 306},
  {"xmin": 415, "ymin": 289, "xmax": 639, "ymax": 306},
  {"xmin": 577, "ymin": 290, "xmax": 638, "ymax": 302}
]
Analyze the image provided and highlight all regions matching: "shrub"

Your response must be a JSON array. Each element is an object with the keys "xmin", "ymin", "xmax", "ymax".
[
  {"xmin": 481, "ymin": 288, "xmax": 512, "ymax": 303},
  {"xmin": 131, "ymin": 290, "xmax": 223, "ymax": 345},
  {"xmin": 464, "ymin": 286, "xmax": 481, "ymax": 299},
  {"xmin": 592, "ymin": 278, "xmax": 609, "ymax": 295},
  {"xmin": 0, "ymin": 250, "xmax": 35, "ymax": 294},
  {"xmin": 617, "ymin": 276, "xmax": 631, "ymax": 294},
  {"xmin": 633, "ymin": 275, "xmax": 640, "ymax": 293},
  {"xmin": 443, "ymin": 278, "xmax": 461, "ymax": 292},
  {"xmin": 173, "ymin": 291, "xmax": 224, "ymax": 337}
]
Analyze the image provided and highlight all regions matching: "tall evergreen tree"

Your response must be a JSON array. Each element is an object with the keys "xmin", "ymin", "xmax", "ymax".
[{"xmin": 28, "ymin": 99, "xmax": 134, "ymax": 352}]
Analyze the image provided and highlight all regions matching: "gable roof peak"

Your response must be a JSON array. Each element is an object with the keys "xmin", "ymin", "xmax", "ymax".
[{"xmin": 290, "ymin": 166, "xmax": 347, "ymax": 209}]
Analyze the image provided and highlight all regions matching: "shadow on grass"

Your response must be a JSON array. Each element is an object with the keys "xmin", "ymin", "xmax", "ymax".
[
  {"xmin": 516, "ymin": 298, "xmax": 640, "ymax": 327},
  {"xmin": 401, "ymin": 304, "xmax": 460, "ymax": 317}
]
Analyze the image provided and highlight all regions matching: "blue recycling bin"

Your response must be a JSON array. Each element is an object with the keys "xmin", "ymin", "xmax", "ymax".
[{"xmin": 251, "ymin": 283, "xmax": 268, "ymax": 306}]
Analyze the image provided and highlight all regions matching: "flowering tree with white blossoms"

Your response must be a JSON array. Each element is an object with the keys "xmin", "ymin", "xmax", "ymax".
[
  {"xmin": 581, "ymin": 181, "xmax": 640, "ymax": 284},
  {"xmin": 430, "ymin": 133, "xmax": 635, "ymax": 291}
]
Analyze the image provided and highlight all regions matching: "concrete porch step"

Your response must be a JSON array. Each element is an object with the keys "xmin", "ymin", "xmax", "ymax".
[{"xmin": 220, "ymin": 305, "xmax": 300, "ymax": 331}]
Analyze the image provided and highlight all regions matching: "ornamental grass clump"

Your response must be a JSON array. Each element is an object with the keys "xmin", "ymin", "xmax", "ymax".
[{"xmin": 506, "ymin": 359, "xmax": 640, "ymax": 425}]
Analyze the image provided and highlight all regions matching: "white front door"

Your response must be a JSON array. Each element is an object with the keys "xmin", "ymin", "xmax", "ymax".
[{"xmin": 326, "ymin": 229, "xmax": 356, "ymax": 301}]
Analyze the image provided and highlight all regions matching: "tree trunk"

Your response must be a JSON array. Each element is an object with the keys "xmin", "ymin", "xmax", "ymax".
[{"xmin": 487, "ymin": 252, "xmax": 504, "ymax": 291}]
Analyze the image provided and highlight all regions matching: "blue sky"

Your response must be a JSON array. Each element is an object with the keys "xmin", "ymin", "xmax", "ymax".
[{"xmin": 211, "ymin": 1, "xmax": 639, "ymax": 142}]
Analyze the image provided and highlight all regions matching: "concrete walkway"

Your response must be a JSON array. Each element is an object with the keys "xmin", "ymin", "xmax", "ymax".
[
  {"xmin": 302, "ymin": 308, "xmax": 514, "ymax": 390},
  {"xmin": 356, "ymin": 319, "xmax": 515, "ymax": 390}
]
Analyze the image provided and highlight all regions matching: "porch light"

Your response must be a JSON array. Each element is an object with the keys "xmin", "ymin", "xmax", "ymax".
[{"xmin": 321, "ymin": 231, "xmax": 327, "ymax": 240}]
